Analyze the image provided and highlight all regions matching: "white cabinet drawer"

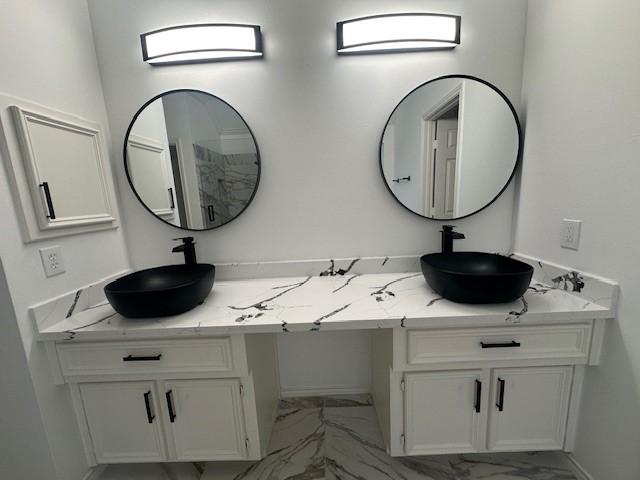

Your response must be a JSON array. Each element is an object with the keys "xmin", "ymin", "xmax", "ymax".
[
  {"xmin": 407, "ymin": 324, "xmax": 592, "ymax": 366},
  {"xmin": 58, "ymin": 338, "xmax": 237, "ymax": 377}
]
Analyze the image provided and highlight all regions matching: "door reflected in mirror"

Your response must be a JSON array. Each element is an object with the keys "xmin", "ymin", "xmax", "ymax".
[
  {"xmin": 380, "ymin": 76, "xmax": 521, "ymax": 220},
  {"xmin": 125, "ymin": 89, "xmax": 260, "ymax": 230}
]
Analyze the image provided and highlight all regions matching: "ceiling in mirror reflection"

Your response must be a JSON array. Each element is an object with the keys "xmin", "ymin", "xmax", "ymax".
[
  {"xmin": 380, "ymin": 76, "xmax": 520, "ymax": 220},
  {"xmin": 125, "ymin": 90, "xmax": 259, "ymax": 230}
]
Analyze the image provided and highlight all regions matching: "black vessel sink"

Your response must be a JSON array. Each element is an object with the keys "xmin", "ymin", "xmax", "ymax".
[
  {"xmin": 105, "ymin": 264, "xmax": 215, "ymax": 318},
  {"xmin": 421, "ymin": 252, "xmax": 533, "ymax": 304}
]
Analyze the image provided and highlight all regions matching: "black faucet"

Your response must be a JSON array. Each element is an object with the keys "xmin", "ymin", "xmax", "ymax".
[
  {"xmin": 441, "ymin": 225, "xmax": 465, "ymax": 253},
  {"xmin": 172, "ymin": 237, "xmax": 197, "ymax": 265}
]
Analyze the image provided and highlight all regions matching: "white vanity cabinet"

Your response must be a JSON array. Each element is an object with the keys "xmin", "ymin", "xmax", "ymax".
[
  {"xmin": 402, "ymin": 365, "xmax": 573, "ymax": 455},
  {"xmin": 372, "ymin": 322, "xmax": 594, "ymax": 457},
  {"xmin": 57, "ymin": 335, "xmax": 278, "ymax": 467},
  {"xmin": 78, "ymin": 378, "xmax": 249, "ymax": 464}
]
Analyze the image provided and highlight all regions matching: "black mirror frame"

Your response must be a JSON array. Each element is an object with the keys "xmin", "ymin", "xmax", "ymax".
[
  {"xmin": 123, "ymin": 88, "xmax": 261, "ymax": 231},
  {"xmin": 378, "ymin": 74, "xmax": 523, "ymax": 221}
]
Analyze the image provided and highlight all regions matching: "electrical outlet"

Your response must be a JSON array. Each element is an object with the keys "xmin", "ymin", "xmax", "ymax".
[
  {"xmin": 39, "ymin": 246, "xmax": 66, "ymax": 277},
  {"xmin": 561, "ymin": 219, "xmax": 582, "ymax": 250}
]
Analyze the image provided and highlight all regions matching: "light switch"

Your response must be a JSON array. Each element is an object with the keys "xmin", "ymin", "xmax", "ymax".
[
  {"xmin": 39, "ymin": 246, "xmax": 66, "ymax": 277},
  {"xmin": 561, "ymin": 219, "xmax": 582, "ymax": 250}
]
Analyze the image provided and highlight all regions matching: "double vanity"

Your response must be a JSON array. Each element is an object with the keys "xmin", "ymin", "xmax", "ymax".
[
  {"xmin": 31, "ymin": 250, "xmax": 617, "ymax": 467},
  {"xmin": 2, "ymin": 66, "xmax": 617, "ymax": 470}
]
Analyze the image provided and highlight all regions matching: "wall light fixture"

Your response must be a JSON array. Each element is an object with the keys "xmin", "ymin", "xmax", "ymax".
[
  {"xmin": 141, "ymin": 23, "xmax": 263, "ymax": 66},
  {"xmin": 337, "ymin": 13, "xmax": 460, "ymax": 55}
]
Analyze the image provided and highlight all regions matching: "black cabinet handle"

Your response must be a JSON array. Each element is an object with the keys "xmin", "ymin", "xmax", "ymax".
[
  {"xmin": 166, "ymin": 390, "xmax": 176, "ymax": 423},
  {"xmin": 474, "ymin": 379, "xmax": 482, "ymax": 413},
  {"xmin": 496, "ymin": 378, "xmax": 505, "ymax": 412},
  {"xmin": 168, "ymin": 188, "xmax": 175, "ymax": 209},
  {"xmin": 144, "ymin": 391, "xmax": 155, "ymax": 423},
  {"xmin": 123, "ymin": 354, "xmax": 162, "ymax": 362},
  {"xmin": 39, "ymin": 182, "xmax": 56, "ymax": 219},
  {"xmin": 207, "ymin": 205, "xmax": 215, "ymax": 222},
  {"xmin": 480, "ymin": 341, "xmax": 521, "ymax": 349}
]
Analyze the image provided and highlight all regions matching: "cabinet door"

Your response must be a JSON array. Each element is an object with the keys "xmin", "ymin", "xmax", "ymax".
[
  {"xmin": 488, "ymin": 366, "xmax": 572, "ymax": 451},
  {"xmin": 127, "ymin": 134, "xmax": 176, "ymax": 219},
  {"xmin": 4, "ymin": 103, "xmax": 118, "ymax": 241},
  {"xmin": 162, "ymin": 379, "xmax": 247, "ymax": 461},
  {"xmin": 404, "ymin": 371, "xmax": 483, "ymax": 455},
  {"xmin": 80, "ymin": 382, "xmax": 166, "ymax": 463}
]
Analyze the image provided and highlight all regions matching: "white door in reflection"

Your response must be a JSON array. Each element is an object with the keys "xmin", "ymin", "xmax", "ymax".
[
  {"xmin": 430, "ymin": 117, "xmax": 458, "ymax": 219},
  {"xmin": 422, "ymin": 90, "xmax": 460, "ymax": 219}
]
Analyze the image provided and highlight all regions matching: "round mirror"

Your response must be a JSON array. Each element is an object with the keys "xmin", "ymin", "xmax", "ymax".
[
  {"xmin": 124, "ymin": 89, "xmax": 260, "ymax": 230},
  {"xmin": 380, "ymin": 75, "xmax": 521, "ymax": 220}
]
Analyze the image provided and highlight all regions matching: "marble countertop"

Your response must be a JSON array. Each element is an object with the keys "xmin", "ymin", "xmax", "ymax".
[{"xmin": 34, "ymin": 256, "xmax": 617, "ymax": 342}]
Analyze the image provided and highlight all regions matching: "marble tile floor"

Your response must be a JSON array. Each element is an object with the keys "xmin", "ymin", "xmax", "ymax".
[{"xmin": 203, "ymin": 395, "xmax": 579, "ymax": 480}]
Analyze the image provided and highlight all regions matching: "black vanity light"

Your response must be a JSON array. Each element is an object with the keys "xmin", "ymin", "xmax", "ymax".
[
  {"xmin": 141, "ymin": 23, "xmax": 263, "ymax": 66},
  {"xmin": 336, "ymin": 13, "xmax": 460, "ymax": 55}
]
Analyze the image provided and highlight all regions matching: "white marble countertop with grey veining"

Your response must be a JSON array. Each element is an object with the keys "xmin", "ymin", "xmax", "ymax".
[{"xmin": 34, "ymin": 254, "xmax": 617, "ymax": 342}]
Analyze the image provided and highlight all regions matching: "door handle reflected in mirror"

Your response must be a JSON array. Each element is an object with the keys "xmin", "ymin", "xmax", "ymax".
[{"xmin": 392, "ymin": 176, "xmax": 411, "ymax": 183}]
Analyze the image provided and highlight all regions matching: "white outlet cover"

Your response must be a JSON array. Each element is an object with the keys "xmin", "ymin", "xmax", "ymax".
[
  {"xmin": 39, "ymin": 246, "xmax": 66, "ymax": 277},
  {"xmin": 561, "ymin": 219, "xmax": 582, "ymax": 250}
]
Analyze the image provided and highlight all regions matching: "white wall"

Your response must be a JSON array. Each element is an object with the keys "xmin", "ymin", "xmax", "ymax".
[
  {"xmin": 516, "ymin": 1, "xmax": 640, "ymax": 478},
  {"xmin": 277, "ymin": 331, "xmax": 371, "ymax": 396},
  {"xmin": 456, "ymin": 80, "xmax": 519, "ymax": 217},
  {"xmin": 88, "ymin": 0, "xmax": 527, "ymax": 267},
  {"xmin": 130, "ymin": 97, "xmax": 171, "ymax": 142},
  {"xmin": 0, "ymin": 1, "xmax": 131, "ymax": 478},
  {"xmin": 0, "ymin": 260, "xmax": 55, "ymax": 479},
  {"xmin": 89, "ymin": 0, "xmax": 527, "ymax": 395},
  {"xmin": 97, "ymin": 463, "xmax": 199, "ymax": 480}
]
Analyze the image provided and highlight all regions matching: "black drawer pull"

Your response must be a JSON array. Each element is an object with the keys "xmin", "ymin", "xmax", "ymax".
[
  {"xmin": 144, "ymin": 391, "xmax": 155, "ymax": 423},
  {"xmin": 168, "ymin": 188, "xmax": 175, "ymax": 209},
  {"xmin": 474, "ymin": 379, "xmax": 482, "ymax": 413},
  {"xmin": 166, "ymin": 390, "xmax": 176, "ymax": 423},
  {"xmin": 207, "ymin": 205, "xmax": 215, "ymax": 222},
  {"xmin": 496, "ymin": 378, "xmax": 505, "ymax": 412},
  {"xmin": 123, "ymin": 354, "xmax": 162, "ymax": 362},
  {"xmin": 480, "ymin": 341, "xmax": 521, "ymax": 349},
  {"xmin": 39, "ymin": 182, "xmax": 56, "ymax": 219}
]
